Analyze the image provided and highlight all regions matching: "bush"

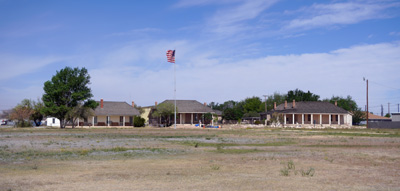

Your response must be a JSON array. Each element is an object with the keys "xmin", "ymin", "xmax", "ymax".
[{"xmin": 133, "ymin": 116, "xmax": 145, "ymax": 127}]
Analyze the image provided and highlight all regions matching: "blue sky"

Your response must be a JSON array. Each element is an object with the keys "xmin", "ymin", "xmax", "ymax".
[{"xmin": 1, "ymin": 0, "xmax": 400, "ymax": 115}]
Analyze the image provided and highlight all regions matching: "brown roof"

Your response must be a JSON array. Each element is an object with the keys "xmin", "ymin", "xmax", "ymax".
[
  {"xmin": 161, "ymin": 100, "xmax": 215, "ymax": 113},
  {"xmin": 363, "ymin": 112, "xmax": 391, "ymax": 120},
  {"xmin": 274, "ymin": 101, "xmax": 349, "ymax": 114},
  {"xmin": 94, "ymin": 101, "xmax": 140, "ymax": 116}
]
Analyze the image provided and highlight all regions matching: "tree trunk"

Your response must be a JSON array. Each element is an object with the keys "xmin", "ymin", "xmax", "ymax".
[{"xmin": 60, "ymin": 119, "xmax": 65, "ymax": 129}]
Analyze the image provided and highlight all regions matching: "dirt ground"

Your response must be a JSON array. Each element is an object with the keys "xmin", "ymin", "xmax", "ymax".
[{"xmin": 1, "ymin": 126, "xmax": 399, "ymax": 191}]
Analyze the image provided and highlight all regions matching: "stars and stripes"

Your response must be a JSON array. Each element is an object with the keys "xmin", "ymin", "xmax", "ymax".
[{"xmin": 166, "ymin": 50, "xmax": 175, "ymax": 63}]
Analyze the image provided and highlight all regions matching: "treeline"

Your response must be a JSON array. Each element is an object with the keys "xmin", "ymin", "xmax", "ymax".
[{"xmin": 209, "ymin": 89, "xmax": 364, "ymax": 124}]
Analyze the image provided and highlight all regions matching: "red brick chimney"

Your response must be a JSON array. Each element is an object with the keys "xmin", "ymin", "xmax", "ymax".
[
  {"xmin": 274, "ymin": 102, "xmax": 276, "ymax": 110},
  {"xmin": 101, "ymin": 99, "xmax": 104, "ymax": 109},
  {"xmin": 204, "ymin": 102, "xmax": 207, "ymax": 106},
  {"xmin": 155, "ymin": 101, "xmax": 157, "ymax": 107},
  {"xmin": 293, "ymin": 100, "xmax": 296, "ymax": 108},
  {"xmin": 132, "ymin": 101, "xmax": 134, "ymax": 107},
  {"xmin": 284, "ymin": 100, "xmax": 287, "ymax": 109},
  {"xmin": 335, "ymin": 101, "xmax": 337, "ymax": 106}
]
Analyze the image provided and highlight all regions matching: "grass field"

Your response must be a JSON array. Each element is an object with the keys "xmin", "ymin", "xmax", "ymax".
[{"xmin": 1, "ymin": 127, "xmax": 400, "ymax": 191}]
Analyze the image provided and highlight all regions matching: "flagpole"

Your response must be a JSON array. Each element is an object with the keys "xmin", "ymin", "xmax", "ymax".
[{"xmin": 174, "ymin": 50, "xmax": 176, "ymax": 130}]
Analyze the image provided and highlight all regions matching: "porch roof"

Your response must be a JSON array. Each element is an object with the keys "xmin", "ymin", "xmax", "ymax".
[
  {"xmin": 161, "ymin": 100, "xmax": 215, "ymax": 113},
  {"xmin": 94, "ymin": 101, "xmax": 140, "ymax": 116},
  {"xmin": 273, "ymin": 101, "xmax": 349, "ymax": 114}
]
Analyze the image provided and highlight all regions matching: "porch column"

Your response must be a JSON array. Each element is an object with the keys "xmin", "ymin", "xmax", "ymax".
[
  {"xmin": 191, "ymin": 113, "xmax": 193, "ymax": 125},
  {"xmin": 107, "ymin": 116, "xmax": 110, "ymax": 127},
  {"xmin": 311, "ymin": 114, "xmax": 313, "ymax": 125},
  {"xmin": 329, "ymin": 114, "xmax": 331, "ymax": 125},
  {"xmin": 292, "ymin": 114, "xmax": 295, "ymax": 125},
  {"xmin": 302, "ymin": 114, "xmax": 304, "ymax": 124},
  {"xmin": 284, "ymin": 114, "xmax": 286, "ymax": 125},
  {"xmin": 123, "ymin": 116, "xmax": 125, "ymax": 126},
  {"xmin": 92, "ymin": 116, "xmax": 94, "ymax": 126},
  {"xmin": 77, "ymin": 118, "xmax": 80, "ymax": 127},
  {"xmin": 180, "ymin": 113, "xmax": 183, "ymax": 124},
  {"xmin": 338, "ymin": 114, "xmax": 341, "ymax": 125},
  {"xmin": 320, "ymin": 114, "xmax": 322, "ymax": 125}
]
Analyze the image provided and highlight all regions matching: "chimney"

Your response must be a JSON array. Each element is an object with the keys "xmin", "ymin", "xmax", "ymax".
[
  {"xmin": 204, "ymin": 102, "xmax": 207, "ymax": 106},
  {"xmin": 155, "ymin": 101, "xmax": 158, "ymax": 107},
  {"xmin": 292, "ymin": 100, "xmax": 296, "ymax": 108},
  {"xmin": 274, "ymin": 102, "xmax": 277, "ymax": 110},
  {"xmin": 335, "ymin": 101, "xmax": 337, "ymax": 106},
  {"xmin": 132, "ymin": 101, "xmax": 135, "ymax": 107},
  {"xmin": 101, "ymin": 99, "xmax": 104, "ymax": 109},
  {"xmin": 284, "ymin": 100, "xmax": 287, "ymax": 109}
]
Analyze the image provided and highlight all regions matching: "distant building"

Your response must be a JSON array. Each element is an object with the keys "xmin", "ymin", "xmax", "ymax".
[
  {"xmin": 363, "ymin": 112, "xmax": 391, "ymax": 122},
  {"xmin": 148, "ymin": 100, "xmax": 220, "ymax": 126},
  {"xmin": 265, "ymin": 100, "xmax": 352, "ymax": 128},
  {"xmin": 392, "ymin": 113, "xmax": 400, "ymax": 122}
]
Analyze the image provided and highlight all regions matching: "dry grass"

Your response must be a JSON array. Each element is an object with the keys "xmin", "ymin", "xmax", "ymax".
[{"xmin": 0, "ymin": 127, "xmax": 400, "ymax": 191}]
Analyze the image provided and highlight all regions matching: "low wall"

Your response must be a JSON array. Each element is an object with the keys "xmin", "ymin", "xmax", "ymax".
[{"xmin": 368, "ymin": 122, "xmax": 400, "ymax": 129}]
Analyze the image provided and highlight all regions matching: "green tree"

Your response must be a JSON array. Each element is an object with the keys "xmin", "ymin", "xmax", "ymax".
[
  {"xmin": 287, "ymin": 89, "xmax": 320, "ymax": 102},
  {"xmin": 203, "ymin": 112, "xmax": 213, "ymax": 124},
  {"xmin": 325, "ymin": 95, "xmax": 358, "ymax": 111},
  {"xmin": 42, "ymin": 67, "xmax": 96, "ymax": 129},
  {"xmin": 384, "ymin": 113, "xmax": 391, "ymax": 118},
  {"xmin": 152, "ymin": 102, "xmax": 177, "ymax": 126},
  {"xmin": 133, "ymin": 116, "xmax": 145, "ymax": 127},
  {"xmin": 243, "ymin": 96, "xmax": 262, "ymax": 113},
  {"xmin": 352, "ymin": 109, "xmax": 365, "ymax": 125},
  {"xmin": 266, "ymin": 92, "xmax": 287, "ymax": 111},
  {"xmin": 31, "ymin": 99, "xmax": 45, "ymax": 126}
]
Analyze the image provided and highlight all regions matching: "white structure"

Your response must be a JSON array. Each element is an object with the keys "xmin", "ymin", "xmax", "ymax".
[
  {"xmin": 392, "ymin": 113, "xmax": 400, "ymax": 122},
  {"xmin": 46, "ymin": 117, "xmax": 60, "ymax": 127}
]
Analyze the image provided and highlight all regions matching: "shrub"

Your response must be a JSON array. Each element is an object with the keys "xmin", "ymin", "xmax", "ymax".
[{"xmin": 133, "ymin": 116, "xmax": 145, "ymax": 127}]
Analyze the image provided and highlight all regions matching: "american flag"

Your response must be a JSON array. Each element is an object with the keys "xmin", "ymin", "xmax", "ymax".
[{"xmin": 166, "ymin": 50, "xmax": 175, "ymax": 63}]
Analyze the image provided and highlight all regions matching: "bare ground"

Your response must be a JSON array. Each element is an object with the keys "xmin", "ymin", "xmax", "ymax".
[{"xmin": 0, "ymin": 127, "xmax": 399, "ymax": 191}]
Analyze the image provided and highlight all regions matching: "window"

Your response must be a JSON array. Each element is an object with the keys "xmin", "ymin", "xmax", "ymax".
[
  {"xmin": 307, "ymin": 115, "xmax": 311, "ymax": 121},
  {"xmin": 52, "ymin": 118, "xmax": 55, "ymax": 124},
  {"xmin": 94, "ymin": 116, "xmax": 97, "ymax": 124},
  {"xmin": 120, "ymin": 116, "xmax": 123, "ymax": 122},
  {"xmin": 129, "ymin": 116, "xmax": 133, "ymax": 124}
]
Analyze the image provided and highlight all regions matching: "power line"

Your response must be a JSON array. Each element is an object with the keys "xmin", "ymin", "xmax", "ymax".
[{"xmin": 369, "ymin": 80, "xmax": 400, "ymax": 91}]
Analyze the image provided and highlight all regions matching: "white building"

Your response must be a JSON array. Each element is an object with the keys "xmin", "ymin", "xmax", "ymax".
[{"xmin": 46, "ymin": 117, "xmax": 60, "ymax": 127}]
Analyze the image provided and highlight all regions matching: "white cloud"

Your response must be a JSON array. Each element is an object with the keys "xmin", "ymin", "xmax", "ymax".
[
  {"xmin": 285, "ymin": 2, "xmax": 398, "ymax": 29},
  {"xmin": 205, "ymin": 0, "xmax": 278, "ymax": 36},
  {"xmin": 285, "ymin": 2, "xmax": 397, "ymax": 30},
  {"xmin": 0, "ymin": 54, "xmax": 67, "ymax": 80}
]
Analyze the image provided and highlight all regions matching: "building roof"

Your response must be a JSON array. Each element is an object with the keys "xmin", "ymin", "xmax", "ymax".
[
  {"xmin": 363, "ymin": 112, "xmax": 391, "ymax": 121},
  {"xmin": 160, "ymin": 100, "xmax": 215, "ymax": 113},
  {"xmin": 94, "ymin": 101, "xmax": 140, "ymax": 116},
  {"xmin": 273, "ymin": 101, "xmax": 349, "ymax": 114}
]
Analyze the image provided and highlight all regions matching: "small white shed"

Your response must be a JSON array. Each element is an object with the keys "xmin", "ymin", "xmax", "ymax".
[{"xmin": 46, "ymin": 117, "xmax": 60, "ymax": 127}]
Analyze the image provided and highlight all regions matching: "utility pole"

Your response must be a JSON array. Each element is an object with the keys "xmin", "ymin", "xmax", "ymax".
[
  {"xmin": 263, "ymin": 95, "xmax": 267, "ymax": 113},
  {"xmin": 388, "ymin": 102, "xmax": 390, "ymax": 116},
  {"xmin": 398, "ymin": 103, "xmax": 399, "ymax": 112},
  {"xmin": 364, "ymin": 78, "xmax": 368, "ymax": 128},
  {"xmin": 381, "ymin": 104, "xmax": 383, "ymax": 116}
]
